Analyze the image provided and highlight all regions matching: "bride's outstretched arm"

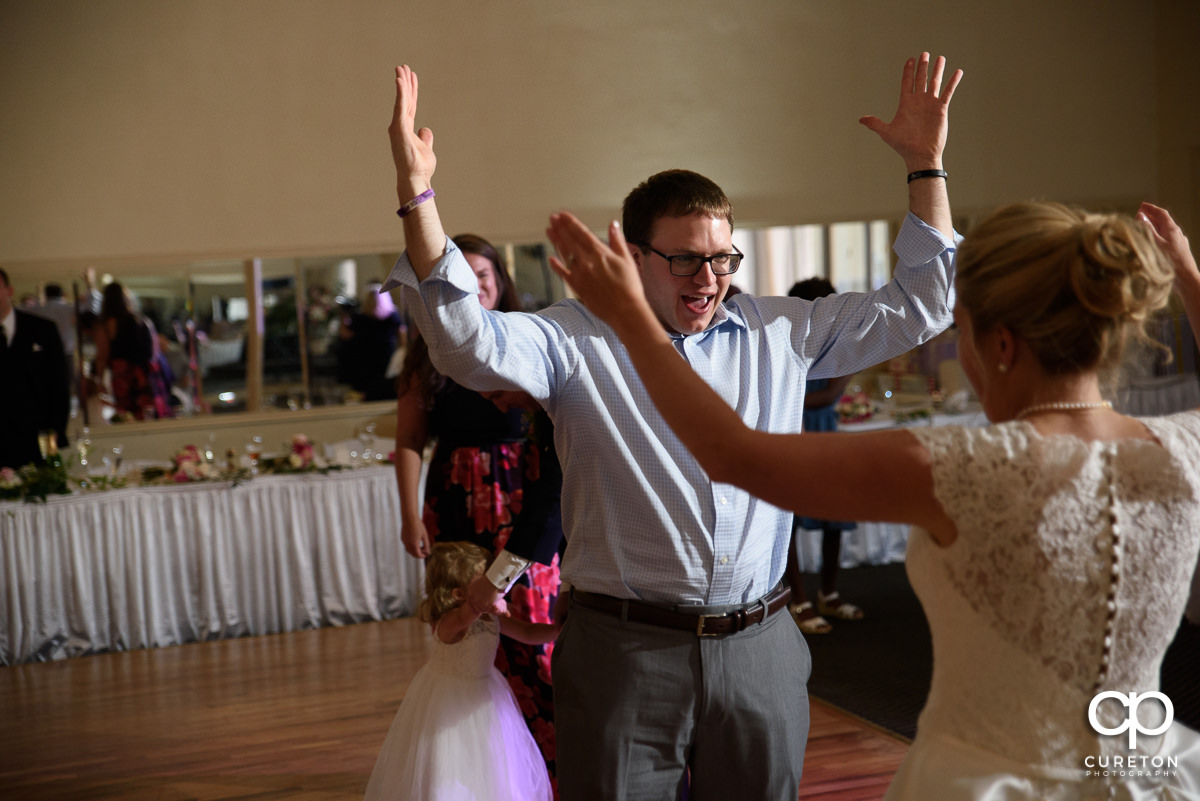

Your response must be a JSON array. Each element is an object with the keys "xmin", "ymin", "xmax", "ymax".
[{"xmin": 546, "ymin": 213, "xmax": 953, "ymax": 541}]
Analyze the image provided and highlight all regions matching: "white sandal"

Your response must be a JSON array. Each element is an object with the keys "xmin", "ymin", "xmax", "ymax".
[{"xmin": 817, "ymin": 591, "xmax": 865, "ymax": 621}]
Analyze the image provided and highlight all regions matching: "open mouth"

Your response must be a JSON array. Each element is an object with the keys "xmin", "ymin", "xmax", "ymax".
[{"xmin": 683, "ymin": 294, "xmax": 714, "ymax": 315}]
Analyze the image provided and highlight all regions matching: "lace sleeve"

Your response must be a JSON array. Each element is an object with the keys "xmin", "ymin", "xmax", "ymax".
[
  {"xmin": 1143, "ymin": 409, "xmax": 1200, "ymax": 455},
  {"xmin": 907, "ymin": 423, "xmax": 1043, "ymax": 546},
  {"xmin": 906, "ymin": 423, "xmax": 1109, "ymax": 686}
]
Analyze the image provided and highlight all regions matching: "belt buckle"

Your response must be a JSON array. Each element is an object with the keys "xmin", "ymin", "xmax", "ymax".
[{"xmin": 696, "ymin": 613, "xmax": 720, "ymax": 638}]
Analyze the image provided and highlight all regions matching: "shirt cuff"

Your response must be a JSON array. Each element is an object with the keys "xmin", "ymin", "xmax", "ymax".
[
  {"xmin": 485, "ymin": 550, "xmax": 531, "ymax": 592},
  {"xmin": 899, "ymin": 210, "xmax": 959, "ymax": 256},
  {"xmin": 381, "ymin": 236, "xmax": 475, "ymax": 293}
]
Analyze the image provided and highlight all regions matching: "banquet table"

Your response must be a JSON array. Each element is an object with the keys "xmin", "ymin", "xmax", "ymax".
[
  {"xmin": 791, "ymin": 409, "xmax": 988, "ymax": 572},
  {"xmin": 0, "ymin": 466, "xmax": 422, "ymax": 666}
]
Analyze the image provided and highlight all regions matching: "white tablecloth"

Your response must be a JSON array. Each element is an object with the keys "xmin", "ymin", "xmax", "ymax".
[
  {"xmin": 792, "ymin": 409, "xmax": 988, "ymax": 572},
  {"xmin": 0, "ymin": 467, "xmax": 422, "ymax": 665}
]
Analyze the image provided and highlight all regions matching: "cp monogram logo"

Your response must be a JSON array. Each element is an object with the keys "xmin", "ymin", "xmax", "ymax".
[{"xmin": 1088, "ymin": 691, "xmax": 1174, "ymax": 749}]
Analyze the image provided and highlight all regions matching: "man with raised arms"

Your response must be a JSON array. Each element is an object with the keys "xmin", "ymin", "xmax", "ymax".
[{"xmin": 383, "ymin": 54, "xmax": 962, "ymax": 799}]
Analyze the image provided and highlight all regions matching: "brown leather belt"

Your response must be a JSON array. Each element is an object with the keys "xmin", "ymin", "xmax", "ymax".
[{"xmin": 571, "ymin": 584, "xmax": 791, "ymax": 638}]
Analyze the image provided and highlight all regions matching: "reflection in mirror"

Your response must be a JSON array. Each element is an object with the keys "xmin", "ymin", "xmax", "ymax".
[
  {"xmin": 113, "ymin": 272, "xmax": 196, "ymax": 419},
  {"xmin": 190, "ymin": 263, "xmax": 250, "ymax": 414},
  {"xmin": 297, "ymin": 252, "xmax": 402, "ymax": 408},
  {"xmin": 260, "ymin": 258, "xmax": 302, "ymax": 406},
  {"xmin": 509, "ymin": 244, "xmax": 565, "ymax": 310},
  {"xmin": 0, "ymin": 239, "xmax": 563, "ymax": 430},
  {"xmin": 300, "ymin": 255, "xmax": 356, "ymax": 408}
]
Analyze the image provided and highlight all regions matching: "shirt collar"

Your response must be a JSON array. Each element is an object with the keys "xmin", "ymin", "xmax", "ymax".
[{"xmin": 0, "ymin": 307, "xmax": 14, "ymax": 344}]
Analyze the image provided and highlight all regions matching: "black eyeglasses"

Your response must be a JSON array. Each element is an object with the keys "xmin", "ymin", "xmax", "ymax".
[{"xmin": 637, "ymin": 244, "xmax": 744, "ymax": 276}]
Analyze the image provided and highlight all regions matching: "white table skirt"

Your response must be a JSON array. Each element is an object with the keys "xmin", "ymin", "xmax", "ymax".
[
  {"xmin": 791, "ymin": 409, "xmax": 988, "ymax": 573},
  {"xmin": 0, "ymin": 467, "xmax": 423, "ymax": 665}
]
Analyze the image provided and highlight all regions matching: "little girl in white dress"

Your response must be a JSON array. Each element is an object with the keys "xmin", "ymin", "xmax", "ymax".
[{"xmin": 364, "ymin": 541, "xmax": 557, "ymax": 801}]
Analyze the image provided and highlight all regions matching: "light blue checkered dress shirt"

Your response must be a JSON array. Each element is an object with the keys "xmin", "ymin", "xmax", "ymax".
[{"xmin": 385, "ymin": 213, "xmax": 957, "ymax": 606}]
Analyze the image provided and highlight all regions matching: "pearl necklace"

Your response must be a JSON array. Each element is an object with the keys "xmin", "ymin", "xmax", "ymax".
[{"xmin": 1015, "ymin": 400, "xmax": 1113, "ymax": 420}]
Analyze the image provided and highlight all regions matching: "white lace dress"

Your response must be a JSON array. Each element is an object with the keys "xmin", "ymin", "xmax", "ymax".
[
  {"xmin": 887, "ymin": 411, "xmax": 1200, "ymax": 800},
  {"xmin": 363, "ymin": 616, "xmax": 552, "ymax": 801}
]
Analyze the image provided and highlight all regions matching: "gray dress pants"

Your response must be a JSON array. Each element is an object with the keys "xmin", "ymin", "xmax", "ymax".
[{"xmin": 553, "ymin": 596, "xmax": 811, "ymax": 801}]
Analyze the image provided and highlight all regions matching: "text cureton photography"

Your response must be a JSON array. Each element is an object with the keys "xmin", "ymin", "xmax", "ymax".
[{"xmin": 1085, "ymin": 690, "xmax": 1180, "ymax": 779}]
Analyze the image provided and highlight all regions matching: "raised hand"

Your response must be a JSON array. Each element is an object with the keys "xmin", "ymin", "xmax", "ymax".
[
  {"xmin": 546, "ymin": 213, "xmax": 650, "ymax": 333},
  {"xmin": 1139, "ymin": 203, "xmax": 1198, "ymax": 281},
  {"xmin": 860, "ymin": 53, "xmax": 963, "ymax": 171},
  {"xmin": 1140, "ymin": 202, "xmax": 1200, "ymax": 350},
  {"xmin": 388, "ymin": 65, "xmax": 436, "ymax": 197}
]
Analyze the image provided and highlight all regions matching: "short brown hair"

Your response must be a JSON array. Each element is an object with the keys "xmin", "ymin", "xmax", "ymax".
[
  {"xmin": 789, "ymin": 277, "xmax": 836, "ymax": 302},
  {"xmin": 622, "ymin": 169, "xmax": 734, "ymax": 248},
  {"xmin": 957, "ymin": 202, "xmax": 1174, "ymax": 375},
  {"xmin": 418, "ymin": 541, "xmax": 491, "ymax": 624}
]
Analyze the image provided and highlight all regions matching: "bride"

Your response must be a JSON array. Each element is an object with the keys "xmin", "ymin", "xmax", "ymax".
[{"xmin": 545, "ymin": 200, "xmax": 1200, "ymax": 799}]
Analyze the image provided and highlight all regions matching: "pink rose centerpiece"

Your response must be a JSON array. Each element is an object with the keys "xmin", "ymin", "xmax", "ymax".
[
  {"xmin": 1, "ymin": 463, "xmax": 71, "ymax": 502},
  {"xmin": 171, "ymin": 444, "xmax": 215, "ymax": 482},
  {"xmin": 835, "ymin": 391, "xmax": 874, "ymax": 424},
  {"xmin": 0, "ymin": 467, "xmax": 22, "ymax": 500},
  {"xmin": 289, "ymin": 434, "xmax": 316, "ymax": 469}
]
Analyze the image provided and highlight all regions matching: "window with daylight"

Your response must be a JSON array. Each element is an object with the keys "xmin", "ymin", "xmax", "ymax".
[{"xmin": 732, "ymin": 219, "xmax": 893, "ymax": 297}]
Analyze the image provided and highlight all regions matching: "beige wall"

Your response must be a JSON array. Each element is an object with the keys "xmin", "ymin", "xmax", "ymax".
[
  {"xmin": 1, "ymin": 0, "xmax": 1195, "ymax": 274},
  {"xmin": 1155, "ymin": 0, "xmax": 1200, "ymax": 249}
]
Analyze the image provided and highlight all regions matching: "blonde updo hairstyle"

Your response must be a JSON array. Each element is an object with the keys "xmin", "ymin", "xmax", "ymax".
[
  {"xmin": 956, "ymin": 202, "xmax": 1174, "ymax": 375},
  {"xmin": 418, "ymin": 541, "xmax": 492, "ymax": 625}
]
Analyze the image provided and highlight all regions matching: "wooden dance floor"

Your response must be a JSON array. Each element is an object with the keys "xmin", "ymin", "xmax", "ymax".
[{"xmin": 0, "ymin": 617, "xmax": 906, "ymax": 800}]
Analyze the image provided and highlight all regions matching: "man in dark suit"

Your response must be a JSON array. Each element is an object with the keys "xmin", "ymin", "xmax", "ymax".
[{"xmin": 0, "ymin": 268, "xmax": 70, "ymax": 469}]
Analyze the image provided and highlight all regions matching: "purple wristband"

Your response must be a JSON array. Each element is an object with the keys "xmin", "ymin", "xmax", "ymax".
[{"xmin": 396, "ymin": 188, "xmax": 436, "ymax": 218}]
